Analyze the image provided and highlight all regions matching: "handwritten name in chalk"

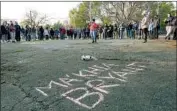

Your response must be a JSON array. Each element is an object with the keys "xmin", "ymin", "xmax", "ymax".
[{"xmin": 35, "ymin": 62, "xmax": 146, "ymax": 109}]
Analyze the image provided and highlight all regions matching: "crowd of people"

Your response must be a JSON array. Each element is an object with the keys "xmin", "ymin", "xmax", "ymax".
[
  {"xmin": 0, "ymin": 21, "xmax": 69, "ymax": 43},
  {"xmin": 1, "ymin": 12, "xmax": 176, "ymax": 43}
]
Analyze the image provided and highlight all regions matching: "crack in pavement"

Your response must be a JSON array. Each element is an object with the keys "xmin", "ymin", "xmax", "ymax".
[{"xmin": 9, "ymin": 83, "xmax": 50, "ymax": 111}]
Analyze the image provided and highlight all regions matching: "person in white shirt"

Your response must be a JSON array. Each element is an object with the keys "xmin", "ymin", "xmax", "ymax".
[
  {"xmin": 141, "ymin": 10, "xmax": 150, "ymax": 43},
  {"xmin": 44, "ymin": 27, "xmax": 49, "ymax": 40}
]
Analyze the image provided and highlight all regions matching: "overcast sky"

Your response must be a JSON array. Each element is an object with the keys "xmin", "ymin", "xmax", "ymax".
[
  {"xmin": 1, "ymin": 2, "xmax": 81, "ymax": 24},
  {"xmin": 1, "ymin": 2, "xmax": 176, "ymax": 24}
]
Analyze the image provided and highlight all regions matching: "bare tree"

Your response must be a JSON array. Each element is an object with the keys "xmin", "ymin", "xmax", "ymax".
[{"xmin": 21, "ymin": 10, "xmax": 50, "ymax": 27}]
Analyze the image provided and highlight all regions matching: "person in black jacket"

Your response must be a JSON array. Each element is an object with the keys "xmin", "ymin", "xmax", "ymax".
[
  {"xmin": 1, "ymin": 21, "xmax": 8, "ymax": 43},
  {"xmin": 110, "ymin": 24, "xmax": 114, "ymax": 39},
  {"xmin": 128, "ymin": 23, "xmax": 133, "ymax": 39},
  {"xmin": 50, "ymin": 28, "xmax": 55, "ymax": 40},
  {"xmin": 39, "ymin": 26, "xmax": 44, "ymax": 40},
  {"xmin": 15, "ymin": 22, "xmax": 21, "ymax": 42},
  {"xmin": 107, "ymin": 24, "xmax": 113, "ymax": 39},
  {"xmin": 103, "ymin": 24, "xmax": 108, "ymax": 39}
]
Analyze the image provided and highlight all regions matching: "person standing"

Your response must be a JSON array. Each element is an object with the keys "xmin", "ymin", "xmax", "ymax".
[
  {"xmin": 103, "ymin": 24, "xmax": 108, "ymax": 39},
  {"xmin": 54, "ymin": 29, "xmax": 59, "ymax": 39},
  {"xmin": 164, "ymin": 13, "xmax": 174, "ymax": 40},
  {"xmin": 31, "ymin": 26, "xmax": 36, "ymax": 41},
  {"xmin": 77, "ymin": 28, "xmax": 81, "ymax": 39},
  {"xmin": 39, "ymin": 26, "xmax": 44, "ymax": 40},
  {"xmin": 99, "ymin": 26, "xmax": 103, "ymax": 39},
  {"xmin": 119, "ymin": 22, "xmax": 125, "ymax": 39},
  {"xmin": 90, "ymin": 19, "xmax": 98, "ymax": 43},
  {"xmin": 172, "ymin": 12, "xmax": 177, "ymax": 40},
  {"xmin": 153, "ymin": 15, "xmax": 160, "ymax": 39},
  {"xmin": 73, "ymin": 28, "xmax": 77, "ymax": 40},
  {"xmin": 132, "ymin": 22, "xmax": 137, "ymax": 39},
  {"xmin": 14, "ymin": 22, "xmax": 21, "ymax": 42},
  {"xmin": 25, "ymin": 25, "xmax": 31, "ymax": 41},
  {"xmin": 148, "ymin": 19, "xmax": 154, "ymax": 39},
  {"xmin": 107, "ymin": 24, "xmax": 113, "ymax": 39},
  {"xmin": 141, "ymin": 10, "xmax": 150, "ymax": 43},
  {"xmin": 50, "ymin": 28, "xmax": 55, "ymax": 40},
  {"xmin": 110, "ymin": 24, "xmax": 114, "ymax": 39},
  {"xmin": 44, "ymin": 27, "xmax": 49, "ymax": 40},
  {"xmin": 21, "ymin": 27, "xmax": 25, "ymax": 41},
  {"xmin": 9, "ymin": 21, "xmax": 16, "ymax": 43},
  {"xmin": 70, "ymin": 27, "xmax": 74, "ymax": 40},
  {"xmin": 128, "ymin": 23, "xmax": 133, "ymax": 39},
  {"xmin": 82, "ymin": 27, "xmax": 86, "ymax": 39},
  {"xmin": 1, "ymin": 21, "xmax": 8, "ymax": 43},
  {"xmin": 113, "ymin": 24, "xmax": 118, "ymax": 39},
  {"xmin": 60, "ymin": 26, "xmax": 66, "ymax": 40},
  {"xmin": 7, "ymin": 24, "xmax": 11, "ymax": 42},
  {"xmin": 107, "ymin": 24, "xmax": 111, "ymax": 39},
  {"xmin": 138, "ymin": 21, "xmax": 143, "ymax": 39}
]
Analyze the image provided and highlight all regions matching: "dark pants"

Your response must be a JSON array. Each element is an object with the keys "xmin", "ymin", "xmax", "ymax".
[
  {"xmin": 26, "ymin": 34, "xmax": 31, "ymax": 41},
  {"xmin": 60, "ymin": 33, "xmax": 65, "ymax": 40},
  {"xmin": 103, "ymin": 31, "xmax": 108, "ymax": 39},
  {"xmin": 45, "ymin": 35, "xmax": 49, "ymax": 40},
  {"xmin": 74, "ymin": 33, "xmax": 77, "ymax": 39},
  {"xmin": 142, "ymin": 28, "xmax": 148, "ymax": 41},
  {"xmin": 173, "ymin": 27, "xmax": 177, "ymax": 40},
  {"xmin": 8, "ymin": 32, "xmax": 11, "ymax": 40},
  {"xmin": 15, "ymin": 31, "xmax": 21, "ymax": 42},
  {"xmin": 154, "ymin": 27, "xmax": 159, "ymax": 39},
  {"xmin": 51, "ymin": 34, "xmax": 54, "ymax": 39},
  {"xmin": 149, "ymin": 30, "xmax": 153, "ymax": 39},
  {"xmin": 87, "ymin": 32, "xmax": 90, "ymax": 38},
  {"xmin": 119, "ymin": 30, "xmax": 124, "ymax": 39},
  {"xmin": 138, "ymin": 29, "xmax": 143, "ymax": 39},
  {"xmin": 70, "ymin": 33, "xmax": 73, "ymax": 39},
  {"xmin": 78, "ymin": 33, "xmax": 81, "ymax": 39},
  {"xmin": 128, "ymin": 29, "xmax": 133, "ymax": 39},
  {"xmin": 40, "ymin": 33, "xmax": 44, "ymax": 40}
]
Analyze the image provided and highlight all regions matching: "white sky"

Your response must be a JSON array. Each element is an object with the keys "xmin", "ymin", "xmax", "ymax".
[
  {"xmin": 1, "ymin": 2, "xmax": 176, "ymax": 24},
  {"xmin": 1, "ymin": 2, "xmax": 81, "ymax": 24}
]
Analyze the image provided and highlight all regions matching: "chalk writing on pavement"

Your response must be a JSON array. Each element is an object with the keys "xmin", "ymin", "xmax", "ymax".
[{"xmin": 35, "ymin": 62, "xmax": 146, "ymax": 109}]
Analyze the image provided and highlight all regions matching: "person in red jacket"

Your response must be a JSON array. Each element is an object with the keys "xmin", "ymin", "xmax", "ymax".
[
  {"xmin": 90, "ymin": 19, "xmax": 98, "ymax": 43},
  {"xmin": 9, "ymin": 21, "xmax": 16, "ymax": 43},
  {"xmin": 60, "ymin": 26, "xmax": 66, "ymax": 40}
]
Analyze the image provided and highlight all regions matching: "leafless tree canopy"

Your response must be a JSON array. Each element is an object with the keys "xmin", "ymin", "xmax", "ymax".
[{"xmin": 22, "ymin": 10, "xmax": 50, "ymax": 27}]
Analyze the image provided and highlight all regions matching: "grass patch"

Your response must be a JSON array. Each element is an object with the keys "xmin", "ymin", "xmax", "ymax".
[{"xmin": 15, "ymin": 50, "xmax": 24, "ymax": 53}]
